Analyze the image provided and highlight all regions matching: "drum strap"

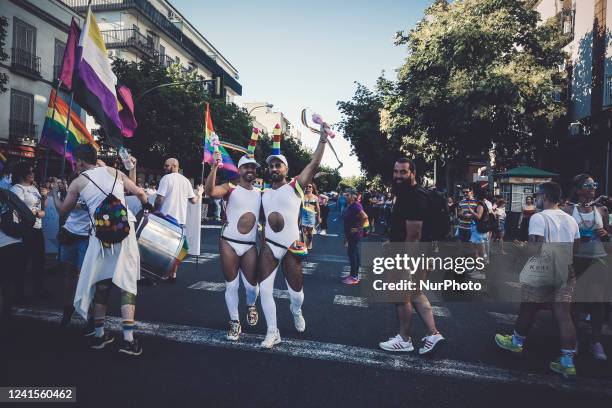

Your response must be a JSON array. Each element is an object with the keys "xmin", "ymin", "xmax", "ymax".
[{"xmin": 221, "ymin": 235, "xmax": 256, "ymax": 246}]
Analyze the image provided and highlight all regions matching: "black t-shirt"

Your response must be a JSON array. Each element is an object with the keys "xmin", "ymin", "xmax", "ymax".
[{"xmin": 389, "ymin": 184, "xmax": 429, "ymax": 242}]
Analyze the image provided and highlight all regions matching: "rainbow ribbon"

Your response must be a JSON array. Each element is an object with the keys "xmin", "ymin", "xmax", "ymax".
[
  {"xmin": 272, "ymin": 123, "xmax": 282, "ymax": 155},
  {"xmin": 248, "ymin": 128, "xmax": 259, "ymax": 157}
]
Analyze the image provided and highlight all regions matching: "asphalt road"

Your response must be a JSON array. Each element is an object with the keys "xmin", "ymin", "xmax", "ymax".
[{"xmin": 2, "ymin": 206, "xmax": 612, "ymax": 408}]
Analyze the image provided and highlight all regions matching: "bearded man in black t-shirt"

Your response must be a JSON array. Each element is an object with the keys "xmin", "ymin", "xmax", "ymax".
[{"xmin": 379, "ymin": 158, "xmax": 445, "ymax": 354}]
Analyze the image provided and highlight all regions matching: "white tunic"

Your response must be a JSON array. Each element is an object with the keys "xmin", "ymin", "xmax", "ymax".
[
  {"xmin": 262, "ymin": 178, "xmax": 303, "ymax": 248},
  {"xmin": 73, "ymin": 167, "xmax": 140, "ymax": 319},
  {"xmin": 222, "ymin": 184, "xmax": 261, "ymax": 243}
]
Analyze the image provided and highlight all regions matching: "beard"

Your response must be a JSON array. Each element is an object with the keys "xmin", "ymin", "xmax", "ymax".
[
  {"xmin": 242, "ymin": 172, "xmax": 255, "ymax": 182},
  {"xmin": 270, "ymin": 172, "xmax": 284, "ymax": 182},
  {"xmin": 392, "ymin": 178, "xmax": 410, "ymax": 195}
]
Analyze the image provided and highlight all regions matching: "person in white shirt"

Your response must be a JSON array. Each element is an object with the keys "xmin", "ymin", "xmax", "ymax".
[
  {"xmin": 495, "ymin": 182, "xmax": 580, "ymax": 379},
  {"xmin": 155, "ymin": 158, "xmax": 203, "ymax": 282}
]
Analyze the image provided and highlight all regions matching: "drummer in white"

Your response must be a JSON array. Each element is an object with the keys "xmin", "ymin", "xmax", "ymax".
[
  {"xmin": 205, "ymin": 130, "xmax": 261, "ymax": 341},
  {"xmin": 154, "ymin": 158, "xmax": 204, "ymax": 282}
]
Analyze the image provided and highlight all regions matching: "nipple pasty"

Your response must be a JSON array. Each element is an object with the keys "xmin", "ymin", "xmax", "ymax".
[
  {"xmin": 272, "ymin": 124, "xmax": 282, "ymax": 156},
  {"xmin": 248, "ymin": 128, "xmax": 259, "ymax": 157}
]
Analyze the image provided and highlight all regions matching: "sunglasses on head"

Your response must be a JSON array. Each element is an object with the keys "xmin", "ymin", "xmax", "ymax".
[{"xmin": 582, "ymin": 182, "xmax": 598, "ymax": 189}]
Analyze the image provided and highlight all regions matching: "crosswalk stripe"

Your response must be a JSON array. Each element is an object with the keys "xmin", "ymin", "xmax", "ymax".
[
  {"xmin": 302, "ymin": 262, "xmax": 318, "ymax": 268},
  {"xmin": 334, "ymin": 295, "xmax": 368, "ymax": 308},
  {"xmin": 201, "ymin": 225, "xmax": 222, "ymax": 229},
  {"xmin": 188, "ymin": 281, "xmax": 289, "ymax": 299},
  {"xmin": 332, "ymin": 295, "xmax": 450, "ymax": 317},
  {"xmin": 13, "ymin": 307, "xmax": 612, "ymax": 396}
]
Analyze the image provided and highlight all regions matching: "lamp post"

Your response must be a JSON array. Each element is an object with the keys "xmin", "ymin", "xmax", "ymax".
[{"xmin": 248, "ymin": 103, "xmax": 273, "ymax": 116}]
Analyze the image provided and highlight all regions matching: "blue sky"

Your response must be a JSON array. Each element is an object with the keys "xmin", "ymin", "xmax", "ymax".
[{"xmin": 174, "ymin": 0, "xmax": 432, "ymax": 176}]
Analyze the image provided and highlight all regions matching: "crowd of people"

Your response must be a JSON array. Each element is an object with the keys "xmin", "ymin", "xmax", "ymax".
[{"xmin": 1, "ymin": 137, "xmax": 611, "ymax": 378}]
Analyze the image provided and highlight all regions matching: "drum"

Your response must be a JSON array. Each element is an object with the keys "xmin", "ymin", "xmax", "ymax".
[{"xmin": 136, "ymin": 212, "xmax": 185, "ymax": 280}]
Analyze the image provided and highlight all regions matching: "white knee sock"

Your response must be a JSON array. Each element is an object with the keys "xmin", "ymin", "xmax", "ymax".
[
  {"xmin": 224, "ymin": 275, "xmax": 240, "ymax": 321},
  {"xmin": 285, "ymin": 280, "xmax": 304, "ymax": 315},
  {"xmin": 240, "ymin": 270, "xmax": 259, "ymax": 306},
  {"xmin": 259, "ymin": 269, "xmax": 278, "ymax": 331}
]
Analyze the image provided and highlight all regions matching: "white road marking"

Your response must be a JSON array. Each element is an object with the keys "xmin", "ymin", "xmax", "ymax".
[
  {"xmin": 302, "ymin": 262, "xmax": 318, "ymax": 268},
  {"xmin": 188, "ymin": 281, "xmax": 289, "ymax": 299},
  {"xmin": 200, "ymin": 252, "xmax": 220, "ymax": 259},
  {"xmin": 201, "ymin": 225, "xmax": 222, "ymax": 229},
  {"xmin": 13, "ymin": 307, "xmax": 612, "ymax": 396},
  {"xmin": 505, "ymin": 282, "xmax": 521, "ymax": 289},
  {"xmin": 342, "ymin": 266, "xmax": 364, "ymax": 272},
  {"xmin": 488, "ymin": 312, "xmax": 518, "ymax": 325},
  {"xmin": 302, "ymin": 267, "xmax": 315, "ymax": 275},
  {"xmin": 307, "ymin": 254, "xmax": 348, "ymax": 263},
  {"xmin": 334, "ymin": 295, "xmax": 368, "ymax": 308}
]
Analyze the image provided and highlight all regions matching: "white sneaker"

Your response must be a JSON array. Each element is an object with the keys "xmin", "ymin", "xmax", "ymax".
[
  {"xmin": 419, "ymin": 332, "xmax": 445, "ymax": 355},
  {"xmin": 320, "ymin": 230, "xmax": 327, "ymax": 235},
  {"xmin": 292, "ymin": 309, "xmax": 306, "ymax": 332},
  {"xmin": 261, "ymin": 328, "xmax": 281, "ymax": 349},
  {"xmin": 592, "ymin": 342, "xmax": 608, "ymax": 361},
  {"xmin": 379, "ymin": 335, "xmax": 414, "ymax": 352},
  {"xmin": 226, "ymin": 320, "xmax": 241, "ymax": 341}
]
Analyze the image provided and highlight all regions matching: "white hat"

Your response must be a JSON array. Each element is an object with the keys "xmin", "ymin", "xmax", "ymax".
[
  {"xmin": 238, "ymin": 155, "xmax": 260, "ymax": 168},
  {"xmin": 266, "ymin": 154, "xmax": 288, "ymax": 167}
]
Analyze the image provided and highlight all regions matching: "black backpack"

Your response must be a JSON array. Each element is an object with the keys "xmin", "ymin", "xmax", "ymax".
[
  {"xmin": 0, "ymin": 187, "xmax": 36, "ymax": 238},
  {"xmin": 417, "ymin": 187, "xmax": 451, "ymax": 241},
  {"xmin": 83, "ymin": 171, "xmax": 130, "ymax": 245},
  {"xmin": 475, "ymin": 201, "xmax": 495, "ymax": 233}
]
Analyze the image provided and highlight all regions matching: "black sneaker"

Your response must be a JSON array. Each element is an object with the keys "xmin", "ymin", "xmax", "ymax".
[
  {"xmin": 82, "ymin": 318, "xmax": 96, "ymax": 337},
  {"xmin": 118, "ymin": 338, "xmax": 143, "ymax": 356},
  {"xmin": 90, "ymin": 333, "xmax": 114, "ymax": 350}
]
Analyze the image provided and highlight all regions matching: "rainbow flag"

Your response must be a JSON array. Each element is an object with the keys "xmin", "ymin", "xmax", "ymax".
[
  {"xmin": 202, "ymin": 103, "xmax": 238, "ymax": 178},
  {"xmin": 40, "ymin": 89, "xmax": 99, "ymax": 170},
  {"xmin": 0, "ymin": 151, "xmax": 6, "ymax": 173}
]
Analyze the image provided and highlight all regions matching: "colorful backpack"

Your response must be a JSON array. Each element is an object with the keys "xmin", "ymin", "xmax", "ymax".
[{"xmin": 83, "ymin": 170, "xmax": 130, "ymax": 245}]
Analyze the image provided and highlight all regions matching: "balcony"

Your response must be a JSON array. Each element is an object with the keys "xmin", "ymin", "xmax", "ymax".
[
  {"xmin": 11, "ymin": 47, "xmax": 41, "ymax": 79},
  {"xmin": 9, "ymin": 119, "xmax": 38, "ymax": 147},
  {"xmin": 101, "ymin": 29, "xmax": 158, "ymax": 59},
  {"xmin": 59, "ymin": 0, "xmax": 241, "ymax": 95},
  {"xmin": 605, "ymin": 75, "xmax": 612, "ymax": 107},
  {"xmin": 158, "ymin": 54, "xmax": 175, "ymax": 68}
]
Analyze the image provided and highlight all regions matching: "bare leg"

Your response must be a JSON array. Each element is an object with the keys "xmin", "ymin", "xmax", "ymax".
[
  {"xmin": 396, "ymin": 302, "xmax": 413, "ymax": 341},
  {"xmin": 515, "ymin": 302, "xmax": 539, "ymax": 337},
  {"xmin": 553, "ymin": 301, "xmax": 576, "ymax": 350}
]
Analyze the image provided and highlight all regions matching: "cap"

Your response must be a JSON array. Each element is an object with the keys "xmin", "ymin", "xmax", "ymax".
[
  {"xmin": 266, "ymin": 154, "xmax": 288, "ymax": 167},
  {"xmin": 238, "ymin": 155, "xmax": 260, "ymax": 168}
]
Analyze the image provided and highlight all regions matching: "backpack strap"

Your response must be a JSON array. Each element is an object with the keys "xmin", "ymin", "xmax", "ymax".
[{"xmin": 82, "ymin": 168, "xmax": 119, "ymax": 197}]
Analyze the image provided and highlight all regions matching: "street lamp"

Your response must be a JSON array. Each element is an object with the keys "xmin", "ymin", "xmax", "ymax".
[{"xmin": 248, "ymin": 103, "xmax": 273, "ymax": 115}]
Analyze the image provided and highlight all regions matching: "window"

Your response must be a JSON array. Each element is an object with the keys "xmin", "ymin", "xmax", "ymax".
[
  {"xmin": 9, "ymin": 90, "xmax": 35, "ymax": 140},
  {"xmin": 13, "ymin": 18, "xmax": 36, "ymax": 54},
  {"xmin": 54, "ymin": 39, "xmax": 66, "ymax": 81}
]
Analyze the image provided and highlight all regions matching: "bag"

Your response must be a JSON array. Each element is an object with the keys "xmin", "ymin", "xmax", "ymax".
[
  {"xmin": 82, "ymin": 171, "xmax": 130, "ymax": 245},
  {"xmin": 417, "ymin": 187, "xmax": 450, "ymax": 241},
  {"xmin": 518, "ymin": 214, "xmax": 567, "ymax": 288},
  {"xmin": 0, "ymin": 187, "xmax": 36, "ymax": 239},
  {"xmin": 475, "ymin": 202, "xmax": 491, "ymax": 233}
]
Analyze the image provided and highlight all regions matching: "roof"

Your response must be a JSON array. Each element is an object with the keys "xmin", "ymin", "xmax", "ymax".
[{"xmin": 502, "ymin": 166, "xmax": 558, "ymax": 177}]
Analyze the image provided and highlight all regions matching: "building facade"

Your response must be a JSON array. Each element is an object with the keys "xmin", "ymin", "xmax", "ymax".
[
  {"xmin": 244, "ymin": 102, "xmax": 302, "ymax": 141},
  {"xmin": 0, "ymin": 0, "xmax": 84, "ymax": 167},
  {"xmin": 59, "ymin": 0, "xmax": 241, "ymax": 103},
  {"xmin": 533, "ymin": 0, "xmax": 612, "ymax": 193}
]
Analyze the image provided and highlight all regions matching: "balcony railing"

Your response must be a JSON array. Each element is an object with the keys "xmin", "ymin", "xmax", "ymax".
[
  {"xmin": 158, "ymin": 54, "xmax": 175, "ymax": 68},
  {"xmin": 101, "ymin": 29, "xmax": 158, "ymax": 59},
  {"xmin": 605, "ymin": 75, "xmax": 612, "ymax": 107},
  {"xmin": 59, "ymin": 0, "xmax": 241, "ymax": 95},
  {"xmin": 11, "ymin": 47, "xmax": 41, "ymax": 77},
  {"xmin": 9, "ymin": 119, "xmax": 38, "ymax": 146}
]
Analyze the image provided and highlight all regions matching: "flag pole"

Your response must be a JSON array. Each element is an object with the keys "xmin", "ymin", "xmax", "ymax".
[
  {"xmin": 60, "ymin": 92, "xmax": 75, "ymax": 178},
  {"xmin": 42, "ymin": 80, "xmax": 63, "ymax": 182}
]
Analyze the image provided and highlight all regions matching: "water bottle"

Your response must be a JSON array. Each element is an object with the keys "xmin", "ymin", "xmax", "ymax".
[{"xmin": 119, "ymin": 146, "xmax": 134, "ymax": 171}]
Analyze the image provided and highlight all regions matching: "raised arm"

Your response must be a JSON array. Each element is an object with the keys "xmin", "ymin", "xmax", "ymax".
[
  {"xmin": 297, "ymin": 125, "xmax": 327, "ymax": 189},
  {"xmin": 52, "ymin": 177, "xmax": 83, "ymax": 217},
  {"xmin": 118, "ymin": 168, "xmax": 148, "ymax": 206},
  {"xmin": 204, "ymin": 156, "xmax": 230, "ymax": 199}
]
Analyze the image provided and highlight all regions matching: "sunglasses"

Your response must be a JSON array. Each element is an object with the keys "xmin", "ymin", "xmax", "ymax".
[{"xmin": 582, "ymin": 182, "xmax": 598, "ymax": 189}]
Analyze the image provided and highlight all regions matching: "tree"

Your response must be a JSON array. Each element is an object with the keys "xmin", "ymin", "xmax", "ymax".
[
  {"xmin": 383, "ymin": 0, "xmax": 567, "ymax": 169},
  {"xmin": 0, "ymin": 16, "xmax": 8, "ymax": 93},
  {"xmin": 313, "ymin": 165, "xmax": 341, "ymax": 192},
  {"xmin": 256, "ymin": 133, "xmax": 312, "ymax": 182},
  {"xmin": 111, "ymin": 58, "xmax": 252, "ymax": 178},
  {"xmin": 337, "ymin": 76, "xmax": 401, "ymax": 184}
]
